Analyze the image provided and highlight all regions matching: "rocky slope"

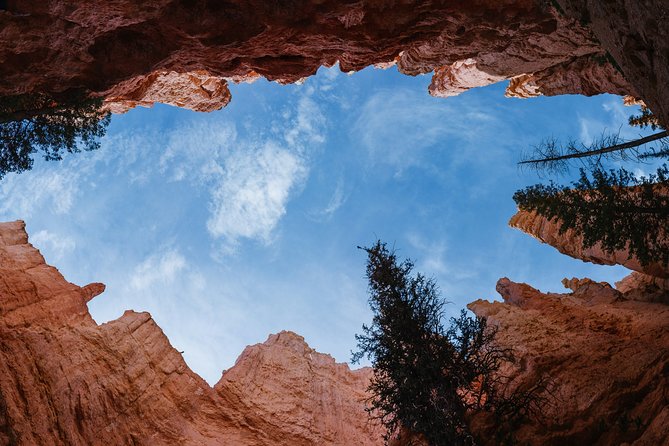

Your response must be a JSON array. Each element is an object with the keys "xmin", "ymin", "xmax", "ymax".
[
  {"xmin": 469, "ymin": 276, "xmax": 669, "ymax": 446},
  {"xmin": 0, "ymin": 0, "xmax": 634, "ymax": 114},
  {"xmin": 0, "ymin": 221, "xmax": 380, "ymax": 446}
]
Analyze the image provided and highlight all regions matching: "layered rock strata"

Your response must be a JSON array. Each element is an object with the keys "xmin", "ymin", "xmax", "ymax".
[
  {"xmin": 555, "ymin": 0, "xmax": 669, "ymax": 126},
  {"xmin": 469, "ymin": 276, "xmax": 669, "ymax": 445},
  {"xmin": 0, "ymin": 221, "xmax": 380, "ymax": 446},
  {"xmin": 0, "ymin": 0, "xmax": 632, "ymax": 113}
]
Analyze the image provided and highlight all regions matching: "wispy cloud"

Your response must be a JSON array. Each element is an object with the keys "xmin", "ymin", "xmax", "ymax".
[
  {"xmin": 309, "ymin": 176, "xmax": 348, "ymax": 221},
  {"xmin": 353, "ymin": 88, "xmax": 499, "ymax": 175},
  {"xmin": 30, "ymin": 229, "xmax": 76, "ymax": 260},
  {"xmin": 207, "ymin": 141, "xmax": 307, "ymax": 249},
  {"xmin": 578, "ymin": 98, "xmax": 646, "ymax": 145},
  {"xmin": 130, "ymin": 248, "xmax": 187, "ymax": 291},
  {"xmin": 0, "ymin": 168, "xmax": 82, "ymax": 218}
]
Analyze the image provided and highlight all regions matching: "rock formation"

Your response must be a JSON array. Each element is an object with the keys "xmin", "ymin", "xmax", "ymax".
[
  {"xmin": 0, "ymin": 221, "xmax": 380, "ymax": 446},
  {"xmin": 1, "ymin": 215, "xmax": 667, "ymax": 445},
  {"xmin": 469, "ymin": 276, "xmax": 669, "ymax": 445},
  {"xmin": 554, "ymin": 0, "xmax": 669, "ymax": 126},
  {"xmin": 0, "ymin": 0, "xmax": 636, "ymax": 114},
  {"xmin": 509, "ymin": 209, "xmax": 669, "ymax": 280}
]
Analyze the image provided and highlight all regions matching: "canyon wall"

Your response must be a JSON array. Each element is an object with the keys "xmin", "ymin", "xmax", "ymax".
[
  {"xmin": 1, "ymin": 216, "xmax": 667, "ymax": 445},
  {"xmin": 469, "ymin": 276, "xmax": 669, "ymax": 446},
  {"xmin": 0, "ymin": 221, "xmax": 381, "ymax": 446},
  {"xmin": 0, "ymin": 0, "xmax": 637, "ymax": 114},
  {"xmin": 555, "ymin": 0, "xmax": 669, "ymax": 126}
]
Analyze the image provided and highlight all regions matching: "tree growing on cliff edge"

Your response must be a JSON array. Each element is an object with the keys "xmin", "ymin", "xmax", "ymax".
[
  {"xmin": 514, "ymin": 165, "xmax": 669, "ymax": 266},
  {"xmin": 519, "ymin": 105, "xmax": 668, "ymax": 175},
  {"xmin": 0, "ymin": 91, "xmax": 110, "ymax": 180},
  {"xmin": 352, "ymin": 242, "xmax": 545, "ymax": 446}
]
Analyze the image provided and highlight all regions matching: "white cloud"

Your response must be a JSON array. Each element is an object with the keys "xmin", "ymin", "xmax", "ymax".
[
  {"xmin": 30, "ymin": 229, "xmax": 76, "ymax": 260},
  {"xmin": 353, "ymin": 89, "xmax": 497, "ymax": 173},
  {"xmin": 406, "ymin": 233, "xmax": 477, "ymax": 284},
  {"xmin": 160, "ymin": 121, "xmax": 236, "ymax": 183},
  {"xmin": 309, "ymin": 176, "xmax": 347, "ymax": 221},
  {"xmin": 154, "ymin": 93, "xmax": 325, "ymax": 253},
  {"xmin": 207, "ymin": 141, "xmax": 307, "ymax": 249},
  {"xmin": 130, "ymin": 249, "xmax": 187, "ymax": 291},
  {"xmin": 0, "ymin": 168, "xmax": 81, "ymax": 218},
  {"xmin": 578, "ymin": 98, "xmax": 647, "ymax": 147},
  {"xmin": 283, "ymin": 96, "xmax": 326, "ymax": 149}
]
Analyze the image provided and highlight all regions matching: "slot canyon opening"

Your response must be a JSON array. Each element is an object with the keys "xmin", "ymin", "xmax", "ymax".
[{"xmin": 1, "ymin": 64, "xmax": 646, "ymax": 385}]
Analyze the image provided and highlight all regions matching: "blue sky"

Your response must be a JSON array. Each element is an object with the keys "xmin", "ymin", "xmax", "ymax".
[{"xmin": 0, "ymin": 65, "xmax": 644, "ymax": 384}]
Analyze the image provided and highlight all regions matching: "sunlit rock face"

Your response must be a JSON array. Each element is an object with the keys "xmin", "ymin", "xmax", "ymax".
[
  {"xmin": 216, "ymin": 331, "xmax": 381, "ymax": 446},
  {"xmin": 102, "ymin": 70, "xmax": 232, "ymax": 114},
  {"xmin": 0, "ymin": 220, "xmax": 667, "ymax": 445},
  {"xmin": 469, "ymin": 276, "xmax": 669, "ymax": 445},
  {"xmin": 0, "ymin": 0, "xmax": 631, "ymax": 113},
  {"xmin": 0, "ymin": 221, "xmax": 379, "ymax": 446},
  {"xmin": 509, "ymin": 209, "xmax": 669, "ymax": 279}
]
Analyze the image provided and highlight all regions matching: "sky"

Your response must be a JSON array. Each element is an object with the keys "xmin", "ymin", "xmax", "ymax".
[{"xmin": 0, "ymin": 65, "xmax": 646, "ymax": 385}]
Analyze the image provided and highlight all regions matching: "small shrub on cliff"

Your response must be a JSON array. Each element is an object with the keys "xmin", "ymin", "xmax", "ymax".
[
  {"xmin": 0, "ymin": 91, "xmax": 110, "ymax": 180},
  {"xmin": 352, "ymin": 241, "xmax": 540, "ymax": 446}
]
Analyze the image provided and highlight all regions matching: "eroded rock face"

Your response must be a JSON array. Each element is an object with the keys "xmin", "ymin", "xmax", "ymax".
[
  {"xmin": 509, "ymin": 209, "xmax": 669, "ymax": 279},
  {"xmin": 216, "ymin": 332, "xmax": 381, "ymax": 446},
  {"xmin": 0, "ymin": 215, "xmax": 668, "ymax": 446},
  {"xmin": 0, "ymin": 0, "xmax": 632, "ymax": 113},
  {"xmin": 0, "ymin": 221, "xmax": 379, "ymax": 446},
  {"xmin": 102, "ymin": 70, "xmax": 232, "ymax": 114},
  {"xmin": 469, "ymin": 276, "xmax": 669, "ymax": 446},
  {"xmin": 555, "ymin": 0, "xmax": 669, "ymax": 126}
]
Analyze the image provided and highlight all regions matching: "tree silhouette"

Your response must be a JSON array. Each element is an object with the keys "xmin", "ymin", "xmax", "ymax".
[
  {"xmin": 514, "ymin": 165, "xmax": 669, "ymax": 266},
  {"xmin": 0, "ymin": 92, "xmax": 110, "ymax": 179},
  {"xmin": 519, "ymin": 105, "xmax": 667, "ymax": 175},
  {"xmin": 518, "ymin": 131, "xmax": 668, "ymax": 174},
  {"xmin": 352, "ymin": 242, "xmax": 547, "ymax": 446}
]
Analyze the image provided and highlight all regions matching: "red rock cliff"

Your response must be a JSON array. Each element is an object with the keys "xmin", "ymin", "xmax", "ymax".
[
  {"xmin": 2, "ymin": 218, "xmax": 668, "ymax": 446},
  {"xmin": 469, "ymin": 276, "xmax": 669, "ymax": 445},
  {"xmin": 0, "ymin": 0, "xmax": 636, "ymax": 114},
  {"xmin": 0, "ymin": 221, "xmax": 380, "ymax": 446}
]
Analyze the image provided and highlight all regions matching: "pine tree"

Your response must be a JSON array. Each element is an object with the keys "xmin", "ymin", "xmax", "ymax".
[
  {"xmin": 518, "ymin": 106, "xmax": 667, "ymax": 174},
  {"xmin": 0, "ymin": 91, "xmax": 110, "ymax": 179},
  {"xmin": 513, "ymin": 166, "xmax": 669, "ymax": 266},
  {"xmin": 352, "ymin": 242, "xmax": 541, "ymax": 446}
]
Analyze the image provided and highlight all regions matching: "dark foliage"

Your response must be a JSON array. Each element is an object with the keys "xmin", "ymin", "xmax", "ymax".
[
  {"xmin": 629, "ymin": 105, "xmax": 661, "ymax": 131},
  {"xmin": 518, "ymin": 131, "xmax": 669, "ymax": 175},
  {"xmin": 519, "ymin": 105, "xmax": 667, "ymax": 176},
  {"xmin": 514, "ymin": 166, "xmax": 669, "ymax": 266},
  {"xmin": 0, "ymin": 91, "xmax": 110, "ymax": 180},
  {"xmin": 352, "ymin": 242, "xmax": 546, "ymax": 446}
]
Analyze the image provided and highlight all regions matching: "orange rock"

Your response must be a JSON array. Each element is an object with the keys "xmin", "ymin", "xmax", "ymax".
[
  {"xmin": 469, "ymin": 276, "xmax": 669, "ymax": 445},
  {"xmin": 102, "ymin": 71, "xmax": 231, "ymax": 114},
  {"xmin": 509, "ymin": 209, "xmax": 669, "ymax": 279},
  {"xmin": 0, "ymin": 221, "xmax": 381, "ymax": 446},
  {"xmin": 0, "ymin": 0, "xmax": 641, "ymax": 117}
]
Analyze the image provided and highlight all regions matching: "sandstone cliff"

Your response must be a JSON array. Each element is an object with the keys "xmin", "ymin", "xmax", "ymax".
[
  {"xmin": 0, "ymin": 221, "xmax": 380, "ymax": 446},
  {"xmin": 2, "ymin": 219, "xmax": 668, "ymax": 445},
  {"xmin": 509, "ymin": 209, "xmax": 669, "ymax": 280},
  {"xmin": 469, "ymin": 276, "xmax": 669, "ymax": 445},
  {"xmin": 0, "ymin": 0, "xmax": 634, "ymax": 114}
]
